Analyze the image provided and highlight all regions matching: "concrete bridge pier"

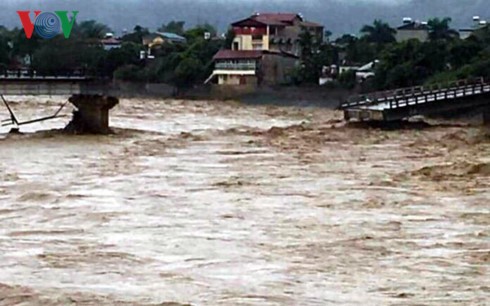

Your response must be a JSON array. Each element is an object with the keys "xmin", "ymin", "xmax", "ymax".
[
  {"xmin": 483, "ymin": 108, "xmax": 490, "ymax": 126},
  {"xmin": 65, "ymin": 95, "xmax": 119, "ymax": 134}
]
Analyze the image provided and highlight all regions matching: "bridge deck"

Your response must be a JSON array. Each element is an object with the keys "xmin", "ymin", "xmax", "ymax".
[
  {"xmin": 341, "ymin": 78, "xmax": 490, "ymax": 122},
  {"xmin": 0, "ymin": 76, "xmax": 113, "ymax": 96}
]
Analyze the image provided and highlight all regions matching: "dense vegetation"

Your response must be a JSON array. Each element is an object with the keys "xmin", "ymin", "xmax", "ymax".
[
  {"xmin": 0, "ymin": 18, "xmax": 488, "ymax": 92},
  {"xmin": 0, "ymin": 21, "xmax": 226, "ymax": 91},
  {"xmin": 295, "ymin": 18, "xmax": 490, "ymax": 90}
]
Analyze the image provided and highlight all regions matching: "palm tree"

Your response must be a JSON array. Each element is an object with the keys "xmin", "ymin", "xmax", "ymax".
[
  {"xmin": 158, "ymin": 21, "xmax": 185, "ymax": 35},
  {"xmin": 76, "ymin": 20, "xmax": 111, "ymax": 39},
  {"xmin": 427, "ymin": 17, "xmax": 459, "ymax": 41},
  {"xmin": 361, "ymin": 19, "xmax": 396, "ymax": 44}
]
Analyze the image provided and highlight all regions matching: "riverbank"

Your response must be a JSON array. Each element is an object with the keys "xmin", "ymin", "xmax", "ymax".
[{"xmin": 114, "ymin": 82, "xmax": 353, "ymax": 108}]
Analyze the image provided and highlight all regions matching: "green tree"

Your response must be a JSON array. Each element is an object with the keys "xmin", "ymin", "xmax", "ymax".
[
  {"xmin": 427, "ymin": 17, "xmax": 459, "ymax": 41},
  {"xmin": 224, "ymin": 28, "xmax": 236, "ymax": 49},
  {"xmin": 114, "ymin": 64, "xmax": 149, "ymax": 82},
  {"xmin": 0, "ymin": 28, "xmax": 12, "ymax": 68},
  {"xmin": 172, "ymin": 56, "xmax": 203, "ymax": 89},
  {"xmin": 122, "ymin": 25, "xmax": 150, "ymax": 43},
  {"xmin": 75, "ymin": 20, "xmax": 111, "ymax": 39},
  {"xmin": 334, "ymin": 34, "xmax": 377, "ymax": 65},
  {"xmin": 374, "ymin": 38, "xmax": 451, "ymax": 89},
  {"xmin": 158, "ymin": 21, "xmax": 185, "ymax": 35},
  {"xmin": 324, "ymin": 30, "xmax": 333, "ymax": 42},
  {"xmin": 335, "ymin": 34, "xmax": 357, "ymax": 46},
  {"xmin": 12, "ymin": 29, "xmax": 40, "ymax": 67},
  {"xmin": 184, "ymin": 23, "xmax": 217, "ymax": 41},
  {"xmin": 32, "ymin": 36, "xmax": 106, "ymax": 75},
  {"xmin": 471, "ymin": 25, "xmax": 490, "ymax": 45},
  {"xmin": 361, "ymin": 19, "xmax": 396, "ymax": 45},
  {"xmin": 294, "ymin": 28, "xmax": 336, "ymax": 84},
  {"xmin": 448, "ymin": 39, "xmax": 483, "ymax": 69},
  {"xmin": 101, "ymin": 42, "xmax": 143, "ymax": 77}
]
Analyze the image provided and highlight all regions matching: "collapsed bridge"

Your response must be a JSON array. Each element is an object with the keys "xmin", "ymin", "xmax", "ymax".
[
  {"xmin": 341, "ymin": 78, "xmax": 490, "ymax": 125},
  {"xmin": 0, "ymin": 70, "xmax": 118, "ymax": 134}
]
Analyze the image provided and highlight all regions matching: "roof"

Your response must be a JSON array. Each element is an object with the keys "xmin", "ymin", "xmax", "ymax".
[
  {"xmin": 156, "ymin": 32, "xmax": 187, "ymax": 42},
  {"xmin": 213, "ymin": 49, "xmax": 299, "ymax": 60},
  {"xmin": 358, "ymin": 60, "xmax": 380, "ymax": 72},
  {"xmin": 255, "ymin": 13, "xmax": 300, "ymax": 25},
  {"xmin": 232, "ymin": 13, "xmax": 313, "ymax": 27},
  {"xmin": 397, "ymin": 22, "xmax": 429, "ymax": 31},
  {"xmin": 144, "ymin": 32, "xmax": 187, "ymax": 43},
  {"xmin": 300, "ymin": 21, "xmax": 323, "ymax": 28},
  {"xmin": 213, "ymin": 50, "xmax": 264, "ymax": 60},
  {"xmin": 143, "ymin": 33, "xmax": 160, "ymax": 40},
  {"xmin": 101, "ymin": 37, "xmax": 121, "ymax": 45}
]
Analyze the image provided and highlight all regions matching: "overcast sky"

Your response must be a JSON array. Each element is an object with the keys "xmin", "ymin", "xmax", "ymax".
[{"xmin": 1, "ymin": 0, "xmax": 487, "ymax": 35}]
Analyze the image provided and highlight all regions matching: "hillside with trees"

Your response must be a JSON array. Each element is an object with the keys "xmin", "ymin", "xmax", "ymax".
[{"xmin": 293, "ymin": 18, "xmax": 490, "ymax": 91}]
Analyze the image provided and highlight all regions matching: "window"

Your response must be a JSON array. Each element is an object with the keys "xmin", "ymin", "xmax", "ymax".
[{"xmin": 233, "ymin": 42, "xmax": 239, "ymax": 50}]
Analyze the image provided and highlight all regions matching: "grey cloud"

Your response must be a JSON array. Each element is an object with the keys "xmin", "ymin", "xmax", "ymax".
[{"xmin": 1, "ymin": 0, "xmax": 488, "ymax": 35}]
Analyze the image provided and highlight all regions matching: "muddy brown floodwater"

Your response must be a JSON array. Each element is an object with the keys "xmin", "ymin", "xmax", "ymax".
[{"xmin": 0, "ymin": 97, "xmax": 489, "ymax": 305}]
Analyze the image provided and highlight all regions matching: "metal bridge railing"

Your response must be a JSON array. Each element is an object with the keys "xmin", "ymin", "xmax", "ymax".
[
  {"xmin": 0, "ymin": 69, "xmax": 93, "ymax": 80},
  {"xmin": 341, "ymin": 77, "xmax": 488, "ymax": 110}
]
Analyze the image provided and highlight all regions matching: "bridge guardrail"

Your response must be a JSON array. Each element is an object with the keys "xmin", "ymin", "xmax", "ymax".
[
  {"xmin": 341, "ymin": 77, "xmax": 488, "ymax": 110},
  {"xmin": 0, "ymin": 69, "xmax": 111, "ymax": 80}
]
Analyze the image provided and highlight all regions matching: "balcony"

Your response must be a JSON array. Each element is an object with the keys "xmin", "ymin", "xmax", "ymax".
[
  {"xmin": 252, "ymin": 34, "xmax": 264, "ymax": 42},
  {"xmin": 215, "ymin": 62, "xmax": 257, "ymax": 71}
]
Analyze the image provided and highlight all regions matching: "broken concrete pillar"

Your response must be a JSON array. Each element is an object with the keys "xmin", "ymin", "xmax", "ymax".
[{"xmin": 65, "ymin": 94, "xmax": 119, "ymax": 134}]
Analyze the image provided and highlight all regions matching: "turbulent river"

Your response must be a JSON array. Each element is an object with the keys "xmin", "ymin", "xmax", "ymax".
[{"xmin": 0, "ymin": 97, "xmax": 489, "ymax": 305}]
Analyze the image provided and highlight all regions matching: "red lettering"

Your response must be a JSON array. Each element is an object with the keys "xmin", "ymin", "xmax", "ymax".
[{"xmin": 17, "ymin": 11, "xmax": 41, "ymax": 39}]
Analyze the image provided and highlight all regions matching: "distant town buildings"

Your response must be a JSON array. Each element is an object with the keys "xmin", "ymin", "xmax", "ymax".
[
  {"xmin": 143, "ymin": 32, "xmax": 187, "ymax": 48},
  {"xmin": 459, "ymin": 16, "xmax": 488, "ymax": 39},
  {"xmin": 207, "ymin": 12, "xmax": 324, "ymax": 88},
  {"xmin": 101, "ymin": 33, "xmax": 122, "ymax": 50},
  {"xmin": 395, "ymin": 16, "xmax": 488, "ymax": 42},
  {"xmin": 395, "ymin": 18, "xmax": 429, "ymax": 42}
]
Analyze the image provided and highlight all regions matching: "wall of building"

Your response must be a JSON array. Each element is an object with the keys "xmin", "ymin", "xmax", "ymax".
[
  {"xmin": 233, "ymin": 34, "xmax": 269, "ymax": 50},
  {"xmin": 396, "ymin": 30, "xmax": 429, "ymax": 42},
  {"xmin": 210, "ymin": 83, "xmax": 258, "ymax": 99},
  {"xmin": 459, "ymin": 30, "xmax": 473, "ymax": 40},
  {"xmin": 272, "ymin": 25, "xmax": 322, "ymax": 55},
  {"xmin": 268, "ymin": 42, "xmax": 295, "ymax": 54},
  {"xmin": 218, "ymin": 75, "xmax": 257, "ymax": 86},
  {"xmin": 260, "ymin": 54, "xmax": 298, "ymax": 85}
]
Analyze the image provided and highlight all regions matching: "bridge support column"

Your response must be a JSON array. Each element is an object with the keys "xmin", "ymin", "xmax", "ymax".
[
  {"xmin": 65, "ymin": 95, "xmax": 119, "ymax": 134},
  {"xmin": 483, "ymin": 108, "xmax": 490, "ymax": 127}
]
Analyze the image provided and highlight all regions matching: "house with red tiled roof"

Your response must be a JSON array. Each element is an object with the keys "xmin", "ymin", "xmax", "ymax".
[
  {"xmin": 207, "ymin": 49, "xmax": 298, "ymax": 86},
  {"xmin": 205, "ymin": 13, "xmax": 324, "ymax": 87},
  {"xmin": 231, "ymin": 12, "xmax": 323, "ymax": 55}
]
